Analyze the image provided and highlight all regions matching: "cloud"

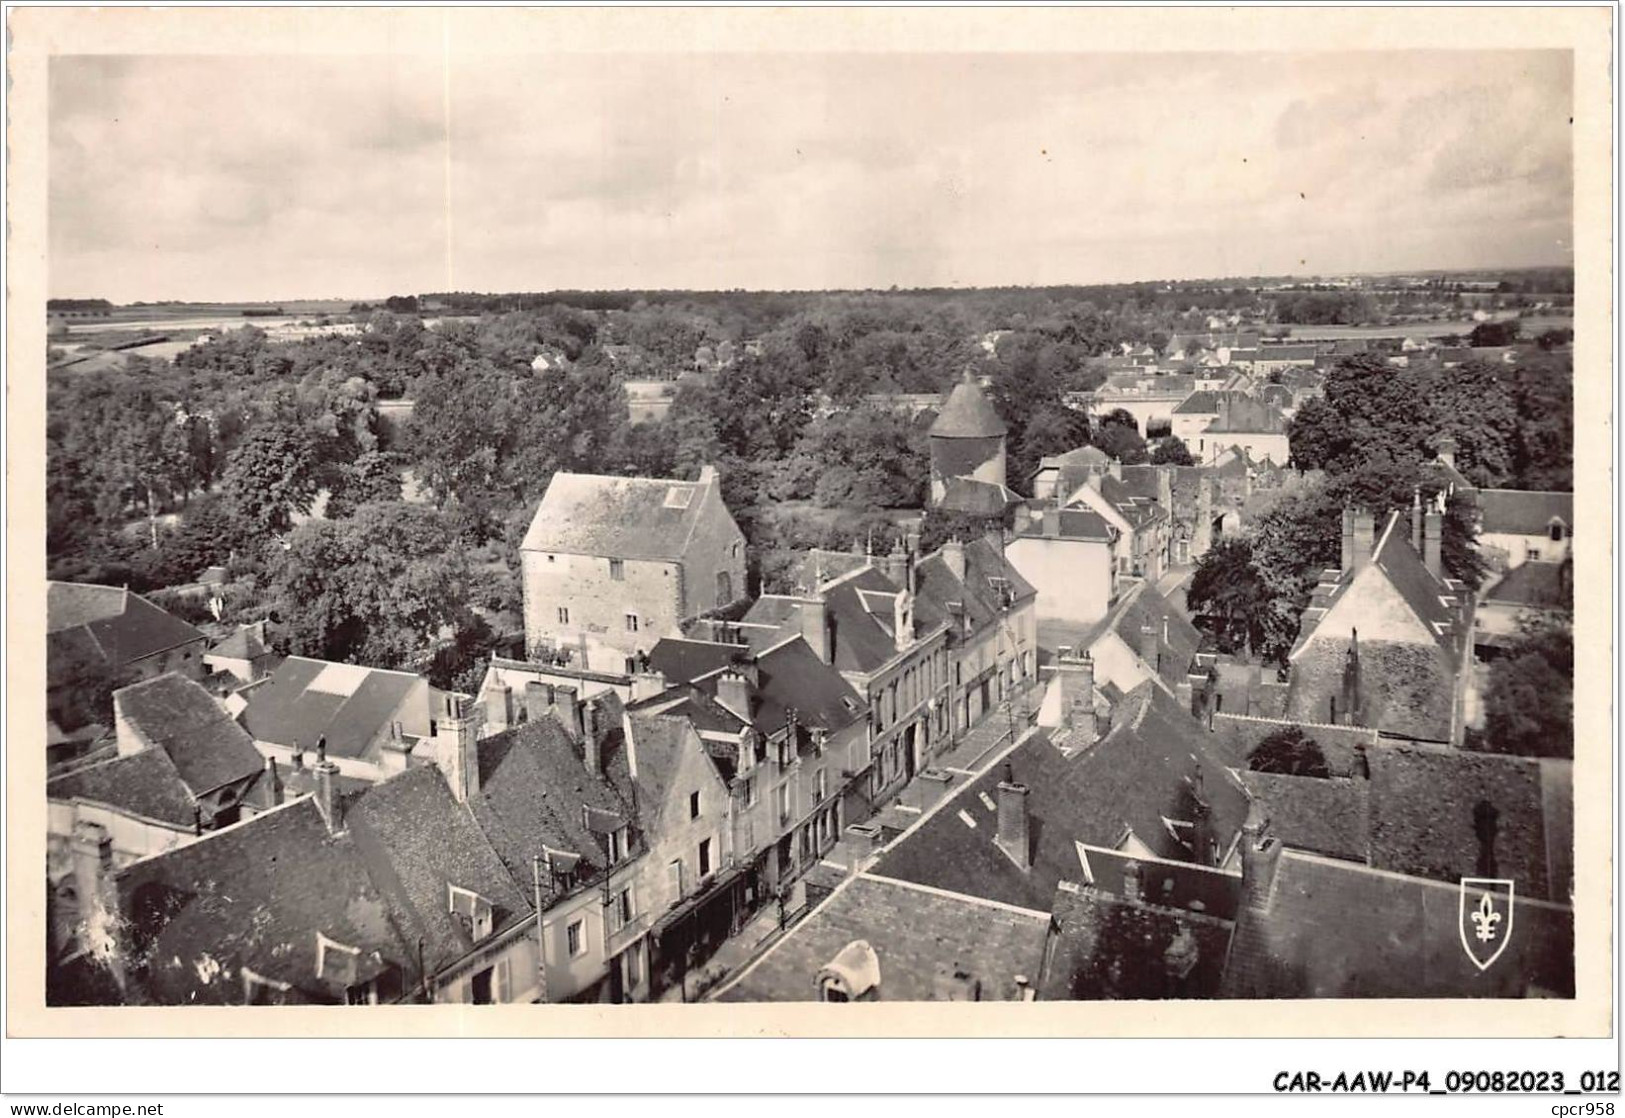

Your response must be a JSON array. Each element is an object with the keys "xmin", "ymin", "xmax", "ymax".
[{"xmin": 48, "ymin": 50, "xmax": 1573, "ymax": 301}]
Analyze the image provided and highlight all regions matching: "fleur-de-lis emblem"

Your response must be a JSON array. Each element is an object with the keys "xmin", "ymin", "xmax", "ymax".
[{"xmin": 1470, "ymin": 891, "xmax": 1502, "ymax": 943}]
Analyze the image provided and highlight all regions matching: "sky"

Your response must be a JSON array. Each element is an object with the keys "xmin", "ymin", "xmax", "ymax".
[{"xmin": 49, "ymin": 50, "xmax": 1574, "ymax": 302}]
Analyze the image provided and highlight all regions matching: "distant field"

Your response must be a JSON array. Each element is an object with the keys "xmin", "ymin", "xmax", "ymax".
[{"xmin": 1271, "ymin": 315, "xmax": 1574, "ymax": 341}]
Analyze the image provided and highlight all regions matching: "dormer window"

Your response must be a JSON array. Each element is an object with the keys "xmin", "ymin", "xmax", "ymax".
[
  {"xmin": 316, "ymin": 931, "xmax": 362, "ymax": 986},
  {"xmin": 448, "ymin": 884, "xmax": 494, "ymax": 940},
  {"xmin": 1550, "ymin": 521, "xmax": 1566, "ymax": 542},
  {"xmin": 607, "ymin": 825, "xmax": 630, "ymax": 864},
  {"xmin": 664, "ymin": 487, "xmax": 693, "ymax": 509}
]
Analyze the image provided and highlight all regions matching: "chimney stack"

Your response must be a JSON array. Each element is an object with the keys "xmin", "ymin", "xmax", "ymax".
[
  {"xmin": 1339, "ymin": 628, "xmax": 1362, "ymax": 727},
  {"xmin": 1157, "ymin": 466, "xmax": 1174, "ymax": 513},
  {"xmin": 1340, "ymin": 507, "xmax": 1355, "ymax": 572},
  {"xmin": 582, "ymin": 699, "xmax": 603, "ymax": 775},
  {"xmin": 1351, "ymin": 508, "xmax": 1375, "ymax": 571},
  {"xmin": 1410, "ymin": 488, "xmax": 1424, "ymax": 553},
  {"xmin": 1436, "ymin": 434, "xmax": 1457, "ymax": 470},
  {"xmin": 716, "ymin": 668, "xmax": 753, "ymax": 722},
  {"xmin": 995, "ymin": 764, "xmax": 1031, "ymax": 871},
  {"xmin": 1121, "ymin": 858, "xmax": 1142, "ymax": 902},
  {"xmin": 438, "ymin": 694, "xmax": 478, "ymax": 804},
  {"xmin": 1042, "ymin": 507, "xmax": 1060, "ymax": 538},
  {"xmin": 941, "ymin": 537, "xmax": 966, "ymax": 583},
  {"xmin": 1239, "ymin": 801, "xmax": 1281, "ymax": 906},
  {"xmin": 264, "ymin": 756, "xmax": 283, "ymax": 808},
  {"xmin": 798, "ymin": 595, "xmax": 830, "ymax": 664},
  {"xmin": 882, "ymin": 538, "xmax": 908, "ymax": 587},
  {"xmin": 1423, "ymin": 508, "xmax": 1444, "ymax": 580},
  {"xmin": 1108, "ymin": 458, "xmax": 1122, "ymax": 482},
  {"xmin": 1352, "ymin": 742, "xmax": 1370, "ymax": 780},
  {"xmin": 524, "ymin": 681, "xmax": 549, "ymax": 726},
  {"xmin": 314, "ymin": 737, "xmax": 343, "ymax": 833}
]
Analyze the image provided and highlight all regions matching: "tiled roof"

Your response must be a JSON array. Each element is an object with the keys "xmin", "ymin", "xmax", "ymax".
[
  {"xmin": 1205, "ymin": 714, "xmax": 1379, "ymax": 777},
  {"xmin": 1096, "ymin": 476, "xmax": 1167, "ymax": 529},
  {"xmin": 873, "ymin": 685, "xmax": 1250, "ymax": 912},
  {"xmin": 1172, "ymin": 391, "xmax": 1220, "ymax": 415},
  {"xmin": 115, "ymin": 674, "xmax": 264, "ymax": 795},
  {"xmin": 1205, "ymin": 395, "xmax": 1287, "ymax": 435},
  {"xmin": 116, "ymin": 799, "xmax": 412, "ymax": 1004},
  {"xmin": 1367, "ymin": 746, "xmax": 1566, "ymax": 902},
  {"xmin": 209, "ymin": 625, "xmax": 267, "ymax": 661},
  {"xmin": 938, "ymin": 477, "xmax": 1019, "ymax": 516},
  {"xmin": 1107, "ymin": 583, "xmax": 1204, "ymax": 694},
  {"xmin": 1482, "ymin": 561, "xmax": 1572, "ymax": 609},
  {"xmin": 1044, "ymin": 878, "xmax": 1235, "ymax": 1000},
  {"xmin": 747, "ymin": 566, "xmax": 917, "ymax": 677},
  {"xmin": 714, "ymin": 873, "xmax": 1049, "ymax": 1002},
  {"xmin": 1220, "ymin": 850, "xmax": 1574, "ymax": 998},
  {"xmin": 238, "ymin": 656, "xmax": 420, "ymax": 760},
  {"xmin": 520, "ymin": 470, "xmax": 722, "ymax": 561},
  {"xmin": 647, "ymin": 637, "xmax": 747, "ymax": 686},
  {"xmin": 1015, "ymin": 507, "xmax": 1116, "ymax": 543},
  {"xmin": 345, "ymin": 765, "xmax": 532, "ymax": 974},
  {"xmin": 48, "ymin": 749, "xmax": 199, "ymax": 830},
  {"xmin": 47, "ymin": 582, "xmax": 205, "ymax": 667},
  {"xmin": 1239, "ymin": 772, "xmax": 1369, "ymax": 862},
  {"xmin": 1477, "ymin": 489, "xmax": 1573, "ymax": 536},
  {"xmin": 929, "ymin": 373, "xmax": 1006, "ymax": 439},
  {"xmin": 1256, "ymin": 344, "xmax": 1320, "ymax": 361},
  {"xmin": 471, "ymin": 712, "xmax": 637, "ymax": 899}
]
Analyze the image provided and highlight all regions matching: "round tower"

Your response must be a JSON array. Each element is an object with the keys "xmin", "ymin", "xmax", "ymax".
[{"xmin": 928, "ymin": 370, "xmax": 1007, "ymax": 506}]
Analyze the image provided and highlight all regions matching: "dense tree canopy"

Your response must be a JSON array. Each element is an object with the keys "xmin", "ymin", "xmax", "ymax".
[{"xmin": 1477, "ymin": 615, "xmax": 1573, "ymax": 759}]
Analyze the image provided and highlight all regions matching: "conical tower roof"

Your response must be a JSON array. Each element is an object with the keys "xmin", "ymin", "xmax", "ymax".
[{"xmin": 930, "ymin": 370, "xmax": 1006, "ymax": 439}]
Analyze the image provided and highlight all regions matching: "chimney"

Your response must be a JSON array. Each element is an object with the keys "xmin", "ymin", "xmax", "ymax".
[
  {"xmin": 524, "ymin": 681, "xmax": 549, "ymax": 725},
  {"xmin": 698, "ymin": 463, "xmax": 719, "ymax": 487},
  {"xmin": 1352, "ymin": 742, "xmax": 1370, "ymax": 780},
  {"xmin": 881, "ymin": 538, "xmax": 908, "ymax": 587},
  {"xmin": 630, "ymin": 671, "xmax": 667, "ymax": 702},
  {"xmin": 798, "ymin": 595, "xmax": 830, "ymax": 663},
  {"xmin": 1472, "ymin": 800, "xmax": 1500, "ymax": 879},
  {"xmin": 941, "ymin": 537, "xmax": 966, "ymax": 582},
  {"xmin": 716, "ymin": 668, "xmax": 753, "ymax": 722},
  {"xmin": 1121, "ymin": 858, "xmax": 1142, "ymax": 902},
  {"xmin": 582, "ymin": 699, "xmax": 603, "ymax": 775},
  {"xmin": 1340, "ymin": 507, "xmax": 1355, "ymax": 572},
  {"xmin": 314, "ymin": 738, "xmax": 343, "ymax": 833},
  {"xmin": 1067, "ymin": 653, "xmax": 1097, "ymax": 740},
  {"xmin": 1190, "ymin": 798, "xmax": 1214, "ymax": 867},
  {"xmin": 1423, "ymin": 508, "xmax": 1444, "ymax": 580},
  {"xmin": 1351, "ymin": 507, "xmax": 1375, "ymax": 571},
  {"xmin": 1140, "ymin": 623, "xmax": 1159, "ymax": 671},
  {"xmin": 1042, "ymin": 507, "xmax": 1060, "ymax": 538},
  {"xmin": 995, "ymin": 764, "xmax": 1031, "ymax": 871},
  {"xmin": 1086, "ymin": 473, "xmax": 1103, "ymax": 493},
  {"xmin": 264, "ymin": 756, "xmax": 283, "ymax": 808},
  {"xmin": 1436, "ymin": 434, "xmax": 1457, "ymax": 470},
  {"xmin": 622, "ymin": 712, "xmax": 640, "ymax": 782},
  {"xmin": 438, "ymin": 694, "xmax": 478, "ymax": 804},
  {"xmin": 1410, "ymin": 488, "xmax": 1424, "ymax": 553}
]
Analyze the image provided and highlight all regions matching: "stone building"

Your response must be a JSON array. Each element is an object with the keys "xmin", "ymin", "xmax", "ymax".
[{"xmin": 928, "ymin": 371, "xmax": 1015, "ymax": 514}]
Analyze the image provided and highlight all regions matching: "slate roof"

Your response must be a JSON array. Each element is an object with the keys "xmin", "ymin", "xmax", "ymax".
[
  {"xmin": 117, "ymin": 799, "xmax": 412, "ymax": 1004},
  {"xmin": 238, "ymin": 656, "xmax": 421, "ymax": 759},
  {"xmin": 1172, "ymin": 391, "xmax": 1220, "ymax": 415},
  {"xmin": 1255, "ymin": 344, "xmax": 1320, "ymax": 361},
  {"xmin": 520, "ymin": 470, "xmax": 722, "ymax": 561},
  {"xmin": 1205, "ymin": 395, "xmax": 1288, "ymax": 435},
  {"xmin": 1096, "ymin": 476, "xmax": 1168, "ymax": 530},
  {"xmin": 746, "ymin": 566, "xmax": 925, "ymax": 677},
  {"xmin": 115, "ymin": 674, "xmax": 264, "ymax": 795},
  {"xmin": 929, "ymin": 373, "xmax": 1006, "ymax": 439},
  {"xmin": 1015, "ymin": 507, "xmax": 1116, "ymax": 543},
  {"xmin": 1220, "ymin": 850, "xmax": 1574, "ymax": 998},
  {"xmin": 1106, "ymin": 582, "xmax": 1204, "ymax": 693},
  {"xmin": 471, "ymin": 712, "xmax": 638, "ymax": 899},
  {"xmin": 1239, "ymin": 772, "xmax": 1369, "ymax": 862},
  {"xmin": 1476, "ymin": 489, "xmax": 1573, "ymax": 536},
  {"xmin": 913, "ymin": 536, "xmax": 1037, "ymax": 638},
  {"xmin": 1044, "ymin": 877, "xmax": 1236, "ymax": 1000},
  {"xmin": 1482, "ymin": 561, "xmax": 1572, "ymax": 609},
  {"xmin": 715, "ymin": 873, "xmax": 1050, "ymax": 1002},
  {"xmin": 209, "ymin": 625, "xmax": 267, "ymax": 661},
  {"xmin": 47, "ymin": 582, "xmax": 206, "ymax": 668},
  {"xmin": 1205, "ymin": 715, "xmax": 1379, "ymax": 777},
  {"xmin": 345, "ymin": 765, "xmax": 532, "ymax": 974},
  {"xmin": 873, "ymin": 684, "xmax": 1250, "ymax": 912},
  {"xmin": 47, "ymin": 749, "xmax": 199, "ymax": 830},
  {"xmin": 938, "ymin": 477, "xmax": 1019, "ymax": 516}
]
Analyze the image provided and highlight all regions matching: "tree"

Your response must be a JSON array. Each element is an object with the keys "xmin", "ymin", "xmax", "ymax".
[
  {"xmin": 1149, "ymin": 436, "xmax": 1195, "ymax": 466},
  {"xmin": 1186, "ymin": 539, "xmax": 1270, "ymax": 654},
  {"xmin": 1247, "ymin": 725, "xmax": 1331, "ymax": 777},
  {"xmin": 48, "ymin": 642, "xmax": 133, "ymax": 733},
  {"xmin": 1478, "ymin": 615, "xmax": 1573, "ymax": 759},
  {"xmin": 220, "ymin": 422, "xmax": 319, "ymax": 535},
  {"xmin": 325, "ymin": 450, "xmax": 404, "ymax": 519},
  {"xmin": 1468, "ymin": 320, "xmax": 1520, "ymax": 347},
  {"xmin": 268, "ymin": 502, "xmax": 475, "ymax": 670}
]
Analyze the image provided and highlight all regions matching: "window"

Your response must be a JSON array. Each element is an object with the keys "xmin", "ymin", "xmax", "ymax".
[
  {"xmin": 567, "ymin": 919, "xmax": 585, "ymax": 957},
  {"xmin": 623, "ymin": 945, "xmax": 642, "ymax": 987},
  {"xmin": 345, "ymin": 980, "xmax": 377, "ymax": 1006},
  {"xmin": 698, "ymin": 838, "xmax": 712, "ymax": 878},
  {"xmin": 625, "ymin": 613, "xmax": 639, "ymax": 633},
  {"xmin": 448, "ymin": 885, "xmax": 494, "ymax": 940},
  {"xmin": 609, "ymin": 559, "xmax": 625, "ymax": 581},
  {"xmin": 743, "ymin": 774, "xmax": 758, "ymax": 807},
  {"xmin": 608, "ymin": 886, "xmax": 635, "ymax": 931},
  {"xmin": 557, "ymin": 606, "xmax": 570, "ymax": 625},
  {"xmin": 689, "ymin": 790, "xmax": 701, "ymax": 819},
  {"xmin": 1550, "ymin": 522, "xmax": 1566, "ymax": 542},
  {"xmin": 607, "ymin": 826, "xmax": 628, "ymax": 864},
  {"xmin": 777, "ymin": 782, "xmax": 792, "ymax": 826},
  {"xmin": 1527, "ymin": 547, "xmax": 1542, "ymax": 562},
  {"xmin": 470, "ymin": 966, "xmax": 494, "ymax": 1005},
  {"xmin": 715, "ymin": 569, "xmax": 733, "ymax": 609},
  {"xmin": 669, "ymin": 859, "xmax": 685, "ymax": 900},
  {"xmin": 625, "ymin": 657, "xmax": 639, "ymax": 674},
  {"xmin": 813, "ymin": 768, "xmax": 827, "ymax": 805}
]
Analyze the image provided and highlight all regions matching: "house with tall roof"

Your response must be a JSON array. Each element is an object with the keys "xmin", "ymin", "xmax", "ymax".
[
  {"xmin": 1063, "ymin": 464, "xmax": 1173, "ymax": 583},
  {"xmin": 1473, "ymin": 559, "xmax": 1573, "ymax": 659},
  {"xmin": 202, "ymin": 622, "xmax": 278, "ymax": 686},
  {"xmin": 1193, "ymin": 393, "xmax": 1290, "ymax": 466},
  {"xmin": 639, "ymin": 632, "xmax": 869, "ymax": 909},
  {"xmin": 1476, "ymin": 489, "xmax": 1573, "ymax": 570},
  {"xmin": 1284, "ymin": 506, "xmax": 1472, "ymax": 745},
  {"xmin": 928, "ymin": 371, "xmax": 1016, "ymax": 515},
  {"xmin": 519, "ymin": 466, "xmax": 747, "ymax": 675},
  {"xmin": 235, "ymin": 655, "xmax": 471, "ymax": 782},
  {"xmin": 1035, "ymin": 581, "xmax": 1204, "ymax": 703},
  {"xmin": 744, "ymin": 558, "xmax": 952, "ymax": 809},
  {"xmin": 1006, "ymin": 505, "xmax": 1120, "ymax": 626},
  {"xmin": 48, "ymin": 581, "xmax": 209, "ymax": 687},
  {"xmin": 1028, "ymin": 445, "xmax": 1110, "ymax": 503}
]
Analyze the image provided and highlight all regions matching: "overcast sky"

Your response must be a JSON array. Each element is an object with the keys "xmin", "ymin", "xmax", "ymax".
[{"xmin": 49, "ymin": 50, "xmax": 1573, "ymax": 302}]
